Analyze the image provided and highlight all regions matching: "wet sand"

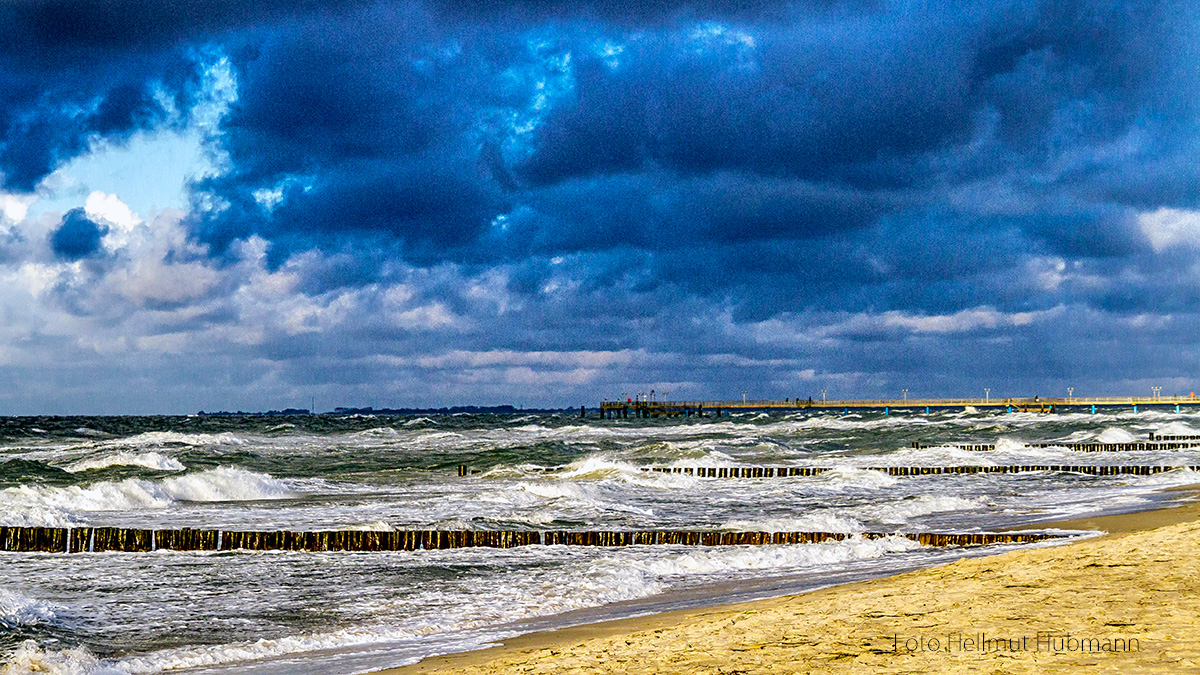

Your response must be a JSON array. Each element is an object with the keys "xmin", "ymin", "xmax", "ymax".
[{"xmin": 378, "ymin": 498, "xmax": 1200, "ymax": 674}]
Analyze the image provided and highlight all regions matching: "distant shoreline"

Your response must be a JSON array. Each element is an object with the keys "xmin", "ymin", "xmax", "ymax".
[{"xmin": 194, "ymin": 406, "xmax": 576, "ymax": 416}]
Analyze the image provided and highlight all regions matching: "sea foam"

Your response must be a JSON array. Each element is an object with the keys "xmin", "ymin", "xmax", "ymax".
[
  {"xmin": 0, "ymin": 467, "xmax": 295, "ymax": 527},
  {"xmin": 63, "ymin": 452, "xmax": 186, "ymax": 473}
]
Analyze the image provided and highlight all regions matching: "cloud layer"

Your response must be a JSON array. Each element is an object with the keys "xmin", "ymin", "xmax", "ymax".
[{"xmin": 0, "ymin": 0, "xmax": 1198, "ymax": 412}]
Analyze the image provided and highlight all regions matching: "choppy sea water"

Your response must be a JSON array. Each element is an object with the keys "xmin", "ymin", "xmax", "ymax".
[{"xmin": 1, "ymin": 409, "xmax": 1198, "ymax": 674}]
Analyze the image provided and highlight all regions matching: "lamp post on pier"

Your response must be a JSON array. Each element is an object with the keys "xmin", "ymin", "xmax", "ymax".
[
  {"xmin": 902, "ymin": 389, "xmax": 908, "ymax": 402},
  {"xmin": 984, "ymin": 388, "xmax": 990, "ymax": 403}
]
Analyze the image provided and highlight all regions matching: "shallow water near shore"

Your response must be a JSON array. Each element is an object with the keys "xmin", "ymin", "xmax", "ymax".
[{"xmin": 1, "ymin": 409, "xmax": 1198, "ymax": 673}]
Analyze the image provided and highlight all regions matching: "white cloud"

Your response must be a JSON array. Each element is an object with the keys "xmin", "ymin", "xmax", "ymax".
[
  {"xmin": 1138, "ymin": 207, "xmax": 1200, "ymax": 252},
  {"xmin": 390, "ymin": 302, "xmax": 461, "ymax": 330},
  {"xmin": 109, "ymin": 259, "xmax": 219, "ymax": 305},
  {"xmin": 0, "ymin": 192, "xmax": 36, "ymax": 223},
  {"xmin": 85, "ymin": 191, "xmax": 141, "ymax": 231},
  {"xmin": 743, "ymin": 305, "xmax": 1065, "ymax": 344},
  {"xmin": 876, "ymin": 306, "xmax": 1058, "ymax": 334},
  {"xmin": 393, "ymin": 349, "xmax": 639, "ymax": 369}
]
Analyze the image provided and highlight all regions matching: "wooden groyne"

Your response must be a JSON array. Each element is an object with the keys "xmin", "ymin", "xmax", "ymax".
[
  {"xmin": 1149, "ymin": 432, "xmax": 1200, "ymax": 441},
  {"xmin": 0, "ymin": 526, "xmax": 1062, "ymax": 554},
  {"xmin": 637, "ymin": 465, "xmax": 1197, "ymax": 477},
  {"xmin": 910, "ymin": 440, "xmax": 1200, "ymax": 451},
  {"xmin": 458, "ymin": 464, "xmax": 1199, "ymax": 478}
]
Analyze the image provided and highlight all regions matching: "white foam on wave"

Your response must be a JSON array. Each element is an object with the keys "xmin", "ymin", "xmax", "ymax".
[
  {"xmin": 818, "ymin": 467, "xmax": 899, "ymax": 488},
  {"xmin": 0, "ymin": 533, "xmax": 927, "ymax": 675},
  {"xmin": 482, "ymin": 455, "xmax": 698, "ymax": 490},
  {"xmin": 73, "ymin": 428, "xmax": 107, "ymax": 437},
  {"xmin": 0, "ymin": 588, "xmax": 61, "ymax": 630},
  {"xmin": 107, "ymin": 432, "xmax": 246, "ymax": 448},
  {"xmin": 114, "ymin": 552, "xmax": 668, "ymax": 674},
  {"xmin": 558, "ymin": 456, "xmax": 698, "ymax": 489},
  {"xmin": 1128, "ymin": 467, "xmax": 1200, "ymax": 486},
  {"xmin": 0, "ymin": 641, "xmax": 123, "ymax": 675},
  {"xmin": 405, "ymin": 417, "xmax": 439, "ymax": 427},
  {"xmin": 850, "ymin": 495, "xmax": 984, "ymax": 524},
  {"xmin": 353, "ymin": 426, "xmax": 400, "ymax": 437},
  {"xmin": 1094, "ymin": 427, "xmax": 1138, "ymax": 444},
  {"xmin": 345, "ymin": 521, "xmax": 397, "ymax": 532},
  {"xmin": 1154, "ymin": 421, "xmax": 1200, "ymax": 437},
  {"xmin": 622, "ymin": 536, "xmax": 921, "ymax": 577},
  {"xmin": 63, "ymin": 452, "xmax": 186, "ymax": 473},
  {"xmin": 663, "ymin": 449, "xmax": 740, "ymax": 466},
  {"xmin": 0, "ymin": 467, "xmax": 296, "ymax": 527},
  {"xmin": 993, "ymin": 437, "xmax": 1030, "ymax": 452},
  {"xmin": 473, "ymin": 478, "xmax": 656, "ymax": 519},
  {"xmin": 870, "ymin": 446, "xmax": 993, "ymax": 466},
  {"xmin": 721, "ymin": 513, "xmax": 867, "ymax": 533}
]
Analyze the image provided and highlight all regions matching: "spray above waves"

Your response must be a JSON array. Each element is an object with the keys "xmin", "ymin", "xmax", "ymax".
[
  {"xmin": 481, "ymin": 455, "xmax": 699, "ymax": 490},
  {"xmin": 106, "ymin": 431, "xmax": 246, "ymax": 449},
  {"xmin": 1153, "ymin": 421, "xmax": 1200, "ymax": 437},
  {"xmin": 63, "ymin": 452, "xmax": 185, "ymax": 473},
  {"xmin": 0, "ymin": 467, "xmax": 297, "ymax": 527},
  {"xmin": 1093, "ymin": 427, "xmax": 1139, "ymax": 444}
]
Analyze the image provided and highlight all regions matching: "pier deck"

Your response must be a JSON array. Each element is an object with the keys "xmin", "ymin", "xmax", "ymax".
[{"xmin": 597, "ymin": 395, "xmax": 1199, "ymax": 418}]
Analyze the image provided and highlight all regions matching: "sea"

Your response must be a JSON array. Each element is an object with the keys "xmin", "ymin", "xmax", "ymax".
[{"xmin": 1, "ymin": 407, "xmax": 1199, "ymax": 674}]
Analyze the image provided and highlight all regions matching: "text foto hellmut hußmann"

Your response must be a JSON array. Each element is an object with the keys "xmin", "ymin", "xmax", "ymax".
[{"xmin": 891, "ymin": 632, "xmax": 1140, "ymax": 654}]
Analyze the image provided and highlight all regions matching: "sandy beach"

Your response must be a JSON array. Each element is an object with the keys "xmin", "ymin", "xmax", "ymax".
[{"xmin": 380, "ymin": 498, "xmax": 1200, "ymax": 675}]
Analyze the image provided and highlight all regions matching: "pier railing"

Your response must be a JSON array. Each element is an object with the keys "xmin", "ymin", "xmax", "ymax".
[{"xmin": 597, "ymin": 395, "xmax": 1199, "ymax": 417}]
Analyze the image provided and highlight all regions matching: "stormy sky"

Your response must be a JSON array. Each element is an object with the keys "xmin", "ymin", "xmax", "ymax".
[{"xmin": 1, "ymin": 0, "xmax": 1198, "ymax": 413}]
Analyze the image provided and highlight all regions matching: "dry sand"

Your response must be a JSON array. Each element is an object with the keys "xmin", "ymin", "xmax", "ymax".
[{"xmin": 379, "ymin": 500, "xmax": 1200, "ymax": 675}]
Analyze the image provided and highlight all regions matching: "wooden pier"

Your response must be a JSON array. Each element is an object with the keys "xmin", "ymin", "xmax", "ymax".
[
  {"xmin": 597, "ymin": 395, "xmax": 1200, "ymax": 418},
  {"xmin": 0, "ymin": 526, "xmax": 1063, "ymax": 554}
]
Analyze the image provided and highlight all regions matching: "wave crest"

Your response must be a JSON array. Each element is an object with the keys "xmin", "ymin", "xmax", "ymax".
[
  {"xmin": 63, "ymin": 452, "xmax": 186, "ymax": 473},
  {"xmin": 0, "ymin": 467, "xmax": 296, "ymax": 527}
]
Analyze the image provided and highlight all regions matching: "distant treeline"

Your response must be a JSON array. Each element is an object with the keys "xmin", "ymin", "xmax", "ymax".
[
  {"xmin": 196, "ymin": 409, "xmax": 313, "ymax": 416},
  {"xmin": 196, "ymin": 406, "xmax": 572, "ymax": 416},
  {"xmin": 330, "ymin": 405, "xmax": 572, "ymax": 415}
]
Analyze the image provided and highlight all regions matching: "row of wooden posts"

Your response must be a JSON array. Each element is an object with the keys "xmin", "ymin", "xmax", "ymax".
[
  {"xmin": 458, "ymin": 464, "xmax": 1196, "ymax": 478},
  {"xmin": 0, "ymin": 526, "xmax": 1063, "ymax": 554},
  {"xmin": 643, "ymin": 464, "xmax": 1196, "ymax": 477},
  {"xmin": 1148, "ymin": 433, "xmax": 1200, "ymax": 441},
  {"xmin": 910, "ymin": 441, "xmax": 1200, "ymax": 451}
]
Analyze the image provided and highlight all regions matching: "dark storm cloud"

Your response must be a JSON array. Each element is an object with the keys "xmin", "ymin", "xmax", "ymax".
[
  {"xmin": 0, "ymin": 0, "xmax": 377, "ymax": 191},
  {"xmin": 7, "ymin": 0, "xmax": 1200, "ymax": 412},
  {"xmin": 174, "ymin": 0, "xmax": 1193, "ymax": 291},
  {"xmin": 0, "ymin": 1, "xmax": 374, "ymax": 55},
  {"xmin": 0, "ymin": 46, "xmax": 192, "ymax": 191},
  {"xmin": 50, "ymin": 208, "xmax": 108, "ymax": 260}
]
